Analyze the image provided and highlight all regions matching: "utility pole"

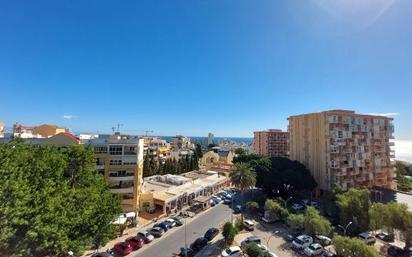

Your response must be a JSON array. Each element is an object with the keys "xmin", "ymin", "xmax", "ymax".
[{"xmin": 116, "ymin": 123, "xmax": 123, "ymax": 132}]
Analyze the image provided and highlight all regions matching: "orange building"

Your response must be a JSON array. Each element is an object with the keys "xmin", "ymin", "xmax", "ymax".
[{"xmin": 253, "ymin": 129, "xmax": 288, "ymax": 158}]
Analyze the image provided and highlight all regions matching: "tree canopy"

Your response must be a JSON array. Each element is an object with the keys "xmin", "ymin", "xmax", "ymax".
[
  {"xmin": 234, "ymin": 155, "xmax": 317, "ymax": 197},
  {"xmin": 334, "ymin": 236, "xmax": 381, "ymax": 257},
  {"xmin": 336, "ymin": 188, "xmax": 371, "ymax": 235},
  {"xmin": 287, "ymin": 207, "xmax": 332, "ymax": 236},
  {"xmin": 0, "ymin": 141, "xmax": 121, "ymax": 257}
]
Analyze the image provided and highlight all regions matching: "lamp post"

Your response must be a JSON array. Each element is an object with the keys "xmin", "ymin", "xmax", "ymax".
[
  {"xmin": 68, "ymin": 251, "xmax": 74, "ymax": 257},
  {"xmin": 184, "ymin": 216, "xmax": 188, "ymax": 257},
  {"xmin": 278, "ymin": 196, "xmax": 292, "ymax": 208},
  {"xmin": 338, "ymin": 221, "xmax": 353, "ymax": 236}
]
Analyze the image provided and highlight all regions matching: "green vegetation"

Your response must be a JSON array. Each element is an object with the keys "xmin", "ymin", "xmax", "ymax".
[
  {"xmin": 336, "ymin": 188, "xmax": 371, "ymax": 234},
  {"xmin": 234, "ymin": 216, "xmax": 244, "ymax": 231},
  {"xmin": 370, "ymin": 202, "xmax": 412, "ymax": 248},
  {"xmin": 234, "ymin": 154, "xmax": 317, "ymax": 197},
  {"xmin": 230, "ymin": 163, "xmax": 256, "ymax": 207},
  {"xmin": 222, "ymin": 222, "xmax": 238, "ymax": 245},
  {"xmin": 287, "ymin": 207, "xmax": 332, "ymax": 236},
  {"xmin": 234, "ymin": 148, "xmax": 247, "ymax": 156},
  {"xmin": 0, "ymin": 141, "xmax": 121, "ymax": 257},
  {"xmin": 244, "ymin": 242, "xmax": 265, "ymax": 257},
  {"xmin": 264, "ymin": 199, "xmax": 289, "ymax": 221},
  {"xmin": 396, "ymin": 161, "xmax": 412, "ymax": 191},
  {"xmin": 334, "ymin": 236, "xmax": 381, "ymax": 257},
  {"xmin": 246, "ymin": 201, "xmax": 259, "ymax": 214},
  {"xmin": 143, "ymin": 153, "xmax": 199, "ymax": 177}
]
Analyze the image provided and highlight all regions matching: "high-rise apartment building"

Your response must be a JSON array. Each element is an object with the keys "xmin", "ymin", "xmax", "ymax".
[
  {"xmin": 0, "ymin": 122, "xmax": 4, "ymax": 138},
  {"xmin": 208, "ymin": 132, "xmax": 214, "ymax": 145},
  {"xmin": 288, "ymin": 110, "xmax": 395, "ymax": 191},
  {"xmin": 253, "ymin": 129, "xmax": 289, "ymax": 158},
  {"xmin": 87, "ymin": 133, "xmax": 144, "ymax": 213}
]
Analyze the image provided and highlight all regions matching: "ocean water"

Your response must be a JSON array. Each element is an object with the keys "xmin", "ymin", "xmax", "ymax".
[{"xmin": 161, "ymin": 136, "xmax": 253, "ymax": 145}]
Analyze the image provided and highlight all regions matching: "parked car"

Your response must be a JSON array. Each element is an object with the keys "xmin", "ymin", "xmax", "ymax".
[
  {"xmin": 286, "ymin": 231, "xmax": 301, "ymax": 241},
  {"xmin": 241, "ymin": 236, "xmax": 261, "ymax": 248},
  {"xmin": 113, "ymin": 242, "xmax": 133, "ymax": 256},
  {"xmin": 243, "ymin": 219, "xmax": 254, "ymax": 231},
  {"xmin": 179, "ymin": 247, "xmax": 195, "ymax": 257},
  {"xmin": 149, "ymin": 226, "xmax": 165, "ymax": 237},
  {"xmin": 358, "ymin": 232, "xmax": 376, "ymax": 245},
  {"xmin": 234, "ymin": 205, "xmax": 242, "ymax": 213},
  {"xmin": 212, "ymin": 195, "xmax": 222, "ymax": 203},
  {"xmin": 204, "ymin": 227, "xmax": 219, "ymax": 241},
  {"xmin": 91, "ymin": 252, "xmax": 114, "ymax": 257},
  {"xmin": 292, "ymin": 235, "xmax": 313, "ymax": 250},
  {"xmin": 172, "ymin": 216, "xmax": 184, "ymax": 226},
  {"xmin": 314, "ymin": 235, "xmax": 332, "ymax": 246},
  {"xmin": 165, "ymin": 218, "xmax": 177, "ymax": 228},
  {"xmin": 291, "ymin": 203, "xmax": 306, "ymax": 213},
  {"xmin": 190, "ymin": 237, "xmax": 208, "ymax": 252},
  {"xmin": 304, "ymin": 243, "xmax": 324, "ymax": 256},
  {"xmin": 219, "ymin": 191, "xmax": 228, "ymax": 198},
  {"xmin": 388, "ymin": 245, "xmax": 411, "ymax": 257},
  {"xmin": 321, "ymin": 252, "xmax": 337, "ymax": 257},
  {"xmin": 376, "ymin": 231, "xmax": 394, "ymax": 242},
  {"xmin": 125, "ymin": 236, "xmax": 144, "ymax": 250},
  {"xmin": 211, "ymin": 199, "xmax": 217, "ymax": 207},
  {"xmin": 153, "ymin": 222, "xmax": 170, "ymax": 232},
  {"xmin": 224, "ymin": 197, "xmax": 232, "ymax": 204},
  {"xmin": 221, "ymin": 246, "xmax": 243, "ymax": 257},
  {"xmin": 257, "ymin": 244, "xmax": 269, "ymax": 253},
  {"xmin": 137, "ymin": 230, "xmax": 154, "ymax": 243}
]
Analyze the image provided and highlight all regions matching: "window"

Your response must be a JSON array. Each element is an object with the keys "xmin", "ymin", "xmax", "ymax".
[
  {"xmin": 94, "ymin": 146, "xmax": 107, "ymax": 153},
  {"xmin": 109, "ymin": 145, "xmax": 122, "ymax": 155},
  {"xmin": 110, "ymin": 159, "xmax": 122, "ymax": 165}
]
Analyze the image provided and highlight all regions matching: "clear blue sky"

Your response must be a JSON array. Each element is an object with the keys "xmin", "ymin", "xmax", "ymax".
[{"xmin": 0, "ymin": 0, "xmax": 411, "ymax": 138}]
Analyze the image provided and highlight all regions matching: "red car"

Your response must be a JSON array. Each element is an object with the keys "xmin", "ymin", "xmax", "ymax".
[
  {"xmin": 126, "ymin": 236, "xmax": 144, "ymax": 250},
  {"xmin": 113, "ymin": 242, "xmax": 133, "ymax": 256}
]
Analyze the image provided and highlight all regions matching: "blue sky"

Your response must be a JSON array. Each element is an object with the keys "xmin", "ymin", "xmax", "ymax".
[{"xmin": 0, "ymin": 0, "xmax": 411, "ymax": 139}]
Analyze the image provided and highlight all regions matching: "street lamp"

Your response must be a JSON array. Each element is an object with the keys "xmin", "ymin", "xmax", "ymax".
[
  {"xmin": 184, "ymin": 216, "xmax": 188, "ymax": 257},
  {"xmin": 68, "ymin": 251, "xmax": 74, "ymax": 257},
  {"xmin": 338, "ymin": 221, "xmax": 353, "ymax": 236},
  {"xmin": 266, "ymin": 230, "xmax": 279, "ymax": 247},
  {"xmin": 278, "ymin": 196, "xmax": 292, "ymax": 207}
]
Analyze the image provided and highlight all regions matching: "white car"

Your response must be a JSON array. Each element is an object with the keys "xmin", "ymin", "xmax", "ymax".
[
  {"xmin": 243, "ymin": 219, "xmax": 254, "ymax": 231},
  {"xmin": 304, "ymin": 243, "xmax": 324, "ymax": 256},
  {"xmin": 257, "ymin": 244, "xmax": 268, "ymax": 253},
  {"xmin": 358, "ymin": 232, "xmax": 376, "ymax": 245},
  {"xmin": 221, "ymin": 246, "xmax": 243, "ymax": 257},
  {"xmin": 292, "ymin": 235, "xmax": 313, "ymax": 249},
  {"xmin": 267, "ymin": 252, "xmax": 279, "ymax": 257},
  {"xmin": 165, "ymin": 218, "xmax": 176, "ymax": 227}
]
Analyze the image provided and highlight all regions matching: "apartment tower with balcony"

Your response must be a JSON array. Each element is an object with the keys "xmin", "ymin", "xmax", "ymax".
[
  {"xmin": 88, "ymin": 133, "xmax": 144, "ymax": 213},
  {"xmin": 288, "ymin": 110, "xmax": 395, "ymax": 191},
  {"xmin": 253, "ymin": 129, "xmax": 289, "ymax": 158}
]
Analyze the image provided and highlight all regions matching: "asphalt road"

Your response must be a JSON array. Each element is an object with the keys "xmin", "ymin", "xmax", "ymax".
[{"xmin": 130, "ymin": 203, "xmax": 233, "ymax": 257}]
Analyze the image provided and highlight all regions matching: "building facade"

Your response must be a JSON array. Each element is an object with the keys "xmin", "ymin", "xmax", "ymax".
[
  {"xmin": 288, "ymin": 110, "xmax": 395, "ymax": 191},
  {"xmin": 253, "ymin": 129, "xmax": 289, "ymax": 158},
  {"xmin": 208, "ymin": 132, "xmax": 214, "ymax": 145},
  {"xmin": 87, "ymin": 134, "xmax": 144, "ymax": 213},
  {"xmin": 0, "ymin": 122, "xmax": 4, "ymax": 138}
]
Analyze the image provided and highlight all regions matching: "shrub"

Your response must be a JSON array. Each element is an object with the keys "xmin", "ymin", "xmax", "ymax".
[
  {"xmin": 244, "ymin": 242, "xmax": 265, "ymax": 257},
  {"xmin": 222, "ymin": 222, "xmax": 238, "ymax": 245}
]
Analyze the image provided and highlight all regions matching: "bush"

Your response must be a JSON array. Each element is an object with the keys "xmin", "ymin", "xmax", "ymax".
[
  {"xmin": 287, "ymin": 213, "xmax": 305, "ymax": 231},
  {"xmin": 244, "ymin": 242, "xmax": 266, "ymax": 257},
  {"xmin": 246, "ymin": 201, "xmax": 259, "ymax": 214},
  {"xmin": 334, "ymin": 236, "xmax": 381, "ymax": 257},
  {"xmin": 235, "ymin": 216, "xmax": 244, "ymax": 231},
  {"xmin": 264, "ymin": 199, "xmax": 289, "ymax": 221},
  {"xmin": 222, "ymin": 222, "xmax": 238, "ymax": 245}
]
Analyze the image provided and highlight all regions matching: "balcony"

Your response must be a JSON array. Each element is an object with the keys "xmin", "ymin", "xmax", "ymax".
[
  {"xmin": 108, "ymin": 173, "xmax": 135, "ymax": 181},
  {"xmin": 109, "ymin": 186, "xmax": 134, "ymax": 194}
]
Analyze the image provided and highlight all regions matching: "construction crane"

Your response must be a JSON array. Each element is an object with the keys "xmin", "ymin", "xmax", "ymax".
[{"xmin": 112, "ymin": 123, "xmax": 124, "ymax": 133}]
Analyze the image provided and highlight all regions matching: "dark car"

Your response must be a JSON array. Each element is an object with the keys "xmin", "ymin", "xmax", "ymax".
[
  {"xmin": 190, "ymin": 237, "xmax": 208, "ymax": 252},
  {"xmin": 376, "ymin": 232, "xmax": 394, "ymax": 242},
  {"xmin": 388, "ymin": 245, "xmax": 411, "ymax": 257},
  {"xmin": 149, "ymin": 226, "xmax": 165, "ymax": 237},
  {"xmin": 204, "ymin": 228, "xmax": 219, "ymax": 241},
  {"xmin": 321, "ymin": 252, "xmax": 337, "ymax": 257},
  {"xmin": 172, "ymin": 216, "xmax": 184, "ymax": 226},
  {"xmin": 179, "ymin": 247, "xmax": 195, "ymax": 257},
  {"xmin": 113, "ymin": 242, "xmax": 133, "ymax": 256},
  {"xmin": 126, "ymin": 236, "xmax": 144, "ymax": 250},
  {"xmin": 153, "ymin": 222, "xmax": 170, "ymax": 232},
  {"xmin": 91, "ymin": 252, "xmax": 114, "ymax": 257},
  {"xmin": 286, "ymin": 231, "xmax": 300, "ymax": 241},
  {"xmin": 234, "ymin": 205, "xmax": 242, "ymax": 214}
]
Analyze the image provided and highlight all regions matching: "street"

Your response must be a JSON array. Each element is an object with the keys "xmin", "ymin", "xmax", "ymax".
[{"xmin": 129, "ymin": 203, "xmax": 232, "ymax": 257}]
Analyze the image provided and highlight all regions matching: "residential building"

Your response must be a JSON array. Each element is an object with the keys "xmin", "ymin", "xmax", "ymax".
[
  {"xmin": 171, "ymin": 135, "xmax": 194, "ymax": 150},
  {"xmin": 13, "ymin": 123, "xmax": 66, "ymax": 138},
  {"xmin": 86, "ymin": 133, "xmax": 144, "ymax": 213},
  {"xmin": 288, "ymin": 110, "xmax": 395, "ymax": 192},
  {"xmin": 207, "ymin": 132, "xmax": 214, "ymax": 145},
  {"xmin": 253, "ymin": 129, "xmax": 289, "ymax": 158},
  {"xmin": 146, "ymin": 137, "xmax": 171, "ymax": 162},
  {"xmin": 201, "ymin": 150, "xmax": 235, "ymax": 176},
  {"xmin": 0, "ymin": 122, "xmax": 4, "ymax": 138},
  {"xmin": 0, "ymin": 131, "xmax": 79, "ymax": 146}
]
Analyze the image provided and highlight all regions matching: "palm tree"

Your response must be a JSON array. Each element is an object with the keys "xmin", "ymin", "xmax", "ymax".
[{"xmin": 230, "ymin": 162, "xmax": 256, "ymax": 208}]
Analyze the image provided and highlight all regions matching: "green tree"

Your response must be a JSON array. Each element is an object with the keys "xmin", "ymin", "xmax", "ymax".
[
  {"xmin": 246, "ymin": 201, "xmax": 259, "ymax": 214},
  {"xmin": 334, "ymin": 236, "xmax": 381, "ymax": 257},
  {"xmin": 303, "ymin": 207, "xmax": 332, "ymax": 236},
  {"xmin": 244, "ymin": 242, "xmax": 265, "ymax": 257},
  {"xmin": 195, "ymin": 143, "xmax": 203, "ymax": 158},
  {"xmin": 336, "ymin": 189, "xmax": 371, "ymax": 234},
  {"xmin": 264, "ymin": 199, "xmax": 289, "ymax": 222},
  {"xmin": 0, "ymin": 142, "xmax": 121, "ymax": 257},
  {"xmin": 222, "ymin": 222, "xmax": 238, "ymax": 245},
  {"xmin": 234, "ymin": 148, "xmax": 247, "ymax": 156},
  {"xmin": 230, "ymin": 163, "xmax": 256, "ymax": 207},
  {"xmin": 143, "ymin": 153, "xmax": 151, "ymax": 177},
  {"xmin": 235, "ymin": 216, "xmax": 244, "ymax": 231},
  {"xmin": 287, "ymin": 214, "xmax": 305, "ymax": 231}
]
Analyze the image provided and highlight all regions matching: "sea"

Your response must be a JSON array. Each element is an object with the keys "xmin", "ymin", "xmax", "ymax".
[{"xmin": 160, "ymin": 136, "xmax": 253, "ymax": 145}]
